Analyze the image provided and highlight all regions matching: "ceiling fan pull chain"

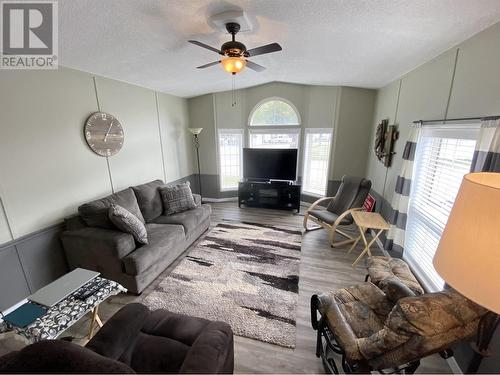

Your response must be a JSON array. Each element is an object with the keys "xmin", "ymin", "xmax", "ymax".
[{"xmin": 232, "ymin": 74, "xmax": 237, "ymax": 107}]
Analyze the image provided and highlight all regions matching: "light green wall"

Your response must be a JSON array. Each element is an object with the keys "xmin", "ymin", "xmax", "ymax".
[
  {"xmin": 0, "ymin": 198, "xmax": 12, "ymax": 243},
  {"xmin": 332, "ymin": 87, "xmax": 376, "ymax": 180},
  {"xmin": 366, "ymin": 21, "xmax": 500, "ymax": 205},
  {"xmin": 95, "ymin": 76, "xmax": 165, "ymax": 191},
  {"xmin": 157, "ymin": 92, "xmax": 194, "ymax": 182},
  {"xmin": 188, "ymin": 81, "xmax": 374, "ymax": 193},
  {"xmin": 448, "ymin": 22, "xmax": 500, "ymax": 118},
  {"xmin": 0, "ymin": 67, "xmax": 192, "ymax": 242},
  {"xmin": 188, "ymin": 94, "xmax": 217, "ymax": 175}
]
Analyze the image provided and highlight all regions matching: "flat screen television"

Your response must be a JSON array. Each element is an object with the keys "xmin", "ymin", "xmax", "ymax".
[{"xmin": 243, "ymin": 148, "xmax": 298, "ymax": 181}]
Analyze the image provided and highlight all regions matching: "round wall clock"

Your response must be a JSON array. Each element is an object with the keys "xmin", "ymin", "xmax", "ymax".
[{"xmin": 84, "ymin": 112, "xmax": 124, "ymax": 157}]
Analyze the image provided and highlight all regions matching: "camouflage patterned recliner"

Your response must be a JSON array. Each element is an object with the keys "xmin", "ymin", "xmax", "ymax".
[{"xmin": 311, "ymin": 281, "xmax": 487, "ymax": 374}]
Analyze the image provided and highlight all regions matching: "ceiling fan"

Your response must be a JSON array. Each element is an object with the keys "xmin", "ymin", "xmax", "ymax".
[{"xmin": 189, "ymin": 22, "xmax": 282, "ymax": 74}]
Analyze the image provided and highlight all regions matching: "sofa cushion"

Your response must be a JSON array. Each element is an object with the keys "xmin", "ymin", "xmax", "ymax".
[
  {"xmin": 159, "ymin": 182, "xmax": 196, "ymax": 215},
  {"xmin": 123, "ymin": 224, "xmax": 185, "ymax": 276},
  {"xmin": 152, "ymin": 205, "xmax": 211, "ymax": 237},
  {"xmin": 109, "ymin": 204, "xmax": 148, "ymax": 244},
  {"xmin": 79, "ymin": 188, "xmax": 145, "ymax": 229},
  {"xmin": 132, "ymin": 180, "xmax": 165, "ymax": 222}
]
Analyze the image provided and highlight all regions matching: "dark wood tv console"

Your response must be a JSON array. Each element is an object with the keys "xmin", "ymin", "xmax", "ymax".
[{"xmin": 238, "ymin": 181, "xmax": 301, "ymax": 212}]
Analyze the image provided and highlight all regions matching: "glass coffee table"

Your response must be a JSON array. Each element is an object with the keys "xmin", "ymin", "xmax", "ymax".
[{"xmin": 0, "ymin": 276, "xmax": 125, "ymax": 342}]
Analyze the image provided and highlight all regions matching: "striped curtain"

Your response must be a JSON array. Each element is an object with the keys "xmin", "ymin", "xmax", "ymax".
[
  {"xmin": 470, "ymin": 117, "xmax": 500, "ymax": 172},
  {"xmin": 384, "ymin": 123, "xmax": 422, "ymax": 257}
]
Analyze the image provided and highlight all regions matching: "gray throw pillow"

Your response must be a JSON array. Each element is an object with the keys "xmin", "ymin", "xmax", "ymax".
[
  {"xmin": 108, "ymin": 204, "xmax": 148, "ymax": 244},
  {"xmin": 159, "ymin": 182, "xmax": 196, "ymax": 215}
]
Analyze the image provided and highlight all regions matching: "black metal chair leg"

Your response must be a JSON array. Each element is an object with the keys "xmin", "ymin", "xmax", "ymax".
[{"xmin": 404, "ymin": 360, "xmax": 420, "ymax": 374}]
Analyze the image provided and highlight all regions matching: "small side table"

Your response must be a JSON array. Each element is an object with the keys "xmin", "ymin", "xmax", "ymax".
[
  {"xmin": 0, "ymin": 277, "xmax": 125, "ymax": 343},
  {"xmin": 349, "ymin": 211, "xmax": 390, "ymax": 268}
]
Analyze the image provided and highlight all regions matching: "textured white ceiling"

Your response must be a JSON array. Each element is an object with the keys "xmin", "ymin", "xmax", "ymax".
[{"xmin": 59, "ymin": 0, "xmax": 500, "ymax": 98}]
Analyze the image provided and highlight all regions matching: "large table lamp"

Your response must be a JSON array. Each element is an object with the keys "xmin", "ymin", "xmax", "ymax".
[
  {"xmin": 433, "ymin": 172, "xmax": 500, "ymax": 372},
  {"xmin": 188, "ymin": 128, "xmax": 203, "ymax": 199}
]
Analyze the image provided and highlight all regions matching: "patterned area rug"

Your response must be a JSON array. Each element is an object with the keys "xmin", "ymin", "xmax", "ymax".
[{"xmin": 142, "ymin": 221, "xmax": 302, "ymax": 348}]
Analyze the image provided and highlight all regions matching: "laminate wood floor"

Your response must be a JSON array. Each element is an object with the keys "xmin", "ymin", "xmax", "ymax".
[{"xmin": 0, "ymin": 202, "xmax": 452, "ymax": 373}]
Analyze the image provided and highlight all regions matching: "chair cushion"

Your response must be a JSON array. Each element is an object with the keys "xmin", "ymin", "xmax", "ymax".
[
  {"xmin": 109, "ymin": 204, "xmax": 148, "ymax": 244},
  {"xmin": 132, "ymin": 180, "xmax": 165, "ymax": 222},
  {"xmin": 378, "ymin": 279, "xmax": 415, "ymax": 303},
  {"xmin": 159, "ymin": 182, "xmax": 196, "ymax": 215},
  {"xmin": 152, "ymin": 204, "xmax": 211, "ymax": 237},
  {"xmin": 327, "ymin": 176, "xmax": 371, "ymax": 215},
  {"xmin": 367, "ymin": 256, "xmax": 424, "ymax": 295},
  {"xmin": 308, "ymin": 209, "xmax": 351, "ymax": 225},
  {"xmin": 316, "ymin": 283, "xmax": 393, "ymax": 362},
  {"xmin": 79, "ymin": 188, "xmax": 145, "ymax": 229},
  {"xmin": 122, "ymin": 224, "xmax": 185, "ymax": 275}
]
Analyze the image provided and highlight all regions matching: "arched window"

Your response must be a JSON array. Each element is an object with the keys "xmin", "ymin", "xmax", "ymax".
[{"xmin": 249, "ymin": 98, "xmax": 300, "ymax": 126}]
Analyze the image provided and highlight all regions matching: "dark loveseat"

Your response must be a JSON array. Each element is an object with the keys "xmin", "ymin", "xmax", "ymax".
[
  {"xmin": 61, "ymin": 180, "xmax": 211, "ymax": 294},
  {"xmin": 0, "ymin": 303, "xmax": 234, "ymax": 373}
]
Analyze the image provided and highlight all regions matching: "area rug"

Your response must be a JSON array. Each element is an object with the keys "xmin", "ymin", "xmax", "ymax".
[{"xmin": 142, "ymin": 221, "xmax": 302, "ymax": 348}]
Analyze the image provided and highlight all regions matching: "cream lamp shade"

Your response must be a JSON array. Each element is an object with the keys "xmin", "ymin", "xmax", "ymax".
[
  {"xmin": 188, "ymin": 128, "xmax": 203, "ymax": 135},
  {"xmin": 433, "ymin": 172, "xmax": 500, "ymax": 314}
]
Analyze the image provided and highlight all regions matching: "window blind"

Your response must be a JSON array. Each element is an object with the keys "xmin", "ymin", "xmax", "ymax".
[
  {"xmin": 404, "ymin": 126, "xmax": 479, "ymax": 291},
  {"xmin": 248, "ymin": 128, "xmax": 301, "ymax": 149}
]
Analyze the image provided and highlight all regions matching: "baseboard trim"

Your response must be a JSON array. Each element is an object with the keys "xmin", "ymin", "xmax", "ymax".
[{"xmin": 202, "ymin": 197, "xmax": 238, "ymax": 203}]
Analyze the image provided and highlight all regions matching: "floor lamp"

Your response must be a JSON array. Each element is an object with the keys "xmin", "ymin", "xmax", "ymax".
[
  {"xmin": 433, "ymin": 172, "xmax": 500, "ymax": 373},
  {"xmin": 188, "ymin": 128, "xmax": 203, "ymax": 200}
]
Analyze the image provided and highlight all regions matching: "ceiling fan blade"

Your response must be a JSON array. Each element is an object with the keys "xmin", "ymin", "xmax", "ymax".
[
  {"xmin": 246, "ymin": 43, "xmax": 282, "ymax": 57},
  {"xmin": 246, "ymin": 60, "xmax": 266, "ymax": 72},
  {"xmin": 196, "ymin": 61, "xmax": 221, "ymax": 69},
  {"xmin": 188, "ymin": 40, "xmax": 223, "ymax": 55}
]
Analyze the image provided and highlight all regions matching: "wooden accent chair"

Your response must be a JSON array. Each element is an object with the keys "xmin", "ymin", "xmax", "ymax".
[{"xmin": 303, "ymin": 176, "xmax": 372, "ymax": 247}]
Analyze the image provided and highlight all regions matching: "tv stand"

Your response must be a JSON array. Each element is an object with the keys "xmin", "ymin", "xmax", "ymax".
[{"xmin": 238, "ymin": 181, "xmax": 301, "ymax": 212}]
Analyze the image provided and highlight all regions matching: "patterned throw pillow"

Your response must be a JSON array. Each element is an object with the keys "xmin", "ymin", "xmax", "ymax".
[
  {"xmin": 108, "ymin": 204, "xmax": 148, "ymax": 244},
  {"xmin": 159, "ymin": 182, "xmax": 196, "ymax": 215}
]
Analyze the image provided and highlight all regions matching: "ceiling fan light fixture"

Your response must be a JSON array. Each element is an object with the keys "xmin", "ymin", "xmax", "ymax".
[{"xmin": 221, "ymin": 56, "xmax": 246, "ymax": 74}]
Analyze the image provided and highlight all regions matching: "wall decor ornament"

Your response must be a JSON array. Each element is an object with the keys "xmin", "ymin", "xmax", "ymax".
[{"xmin": 374, "ymin": 119, "xmax": 398, "ymax": 167}]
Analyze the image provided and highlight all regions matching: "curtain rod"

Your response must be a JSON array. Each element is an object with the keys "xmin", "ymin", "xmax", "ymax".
[{"xmin": 413, "ymin": 115, "xmax": 500, "ymax": 124}]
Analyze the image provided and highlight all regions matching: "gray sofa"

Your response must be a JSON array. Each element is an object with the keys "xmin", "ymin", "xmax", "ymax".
[{"xmin": 61, "ymin": 180, "xmax": 211, "ymax": 294}]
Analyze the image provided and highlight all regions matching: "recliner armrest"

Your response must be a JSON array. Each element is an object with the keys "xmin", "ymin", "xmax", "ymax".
[
  {"xmin": 86, "ymin": 303, "xmax": 151, "ymax": 360},
  {"xmin": 61, "ymin": 227, "xmax": 136, "ymax": 259},
  {"xmin": 179, "ymin": 321, "xmax": 234, "ymax": 374}
]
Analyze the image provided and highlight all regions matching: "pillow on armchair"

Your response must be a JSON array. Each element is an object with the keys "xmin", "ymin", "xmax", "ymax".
[{"xmin": 159, "ymin": 182, "xmax": 196, "ymax": 215}]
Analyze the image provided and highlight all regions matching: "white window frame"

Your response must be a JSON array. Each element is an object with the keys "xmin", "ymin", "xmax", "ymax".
[
  {"xmin": 217, "ymin": 128, "xmax": 244, "ymax": 192},
  {"xmin": 248, "ymin": 97, "xmax": 301, "ymax": 127},
  {"xmin": 302, "ymin": 128, "xmax": 333, "ymax": 197},
  {"xmin": 404, "ymin": 124, "xmax": 480, "ymax": 292}
]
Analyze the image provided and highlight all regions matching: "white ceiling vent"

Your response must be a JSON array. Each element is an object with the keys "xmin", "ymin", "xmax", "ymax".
[{"xmin": 209, "ymin": 10, "xmax": 252, "ymax": 33}]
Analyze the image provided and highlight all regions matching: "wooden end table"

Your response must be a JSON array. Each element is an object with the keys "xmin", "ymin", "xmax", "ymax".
[{"xmin": 349, "ymin": 211, "xmax": 390, "ymax": 268}]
